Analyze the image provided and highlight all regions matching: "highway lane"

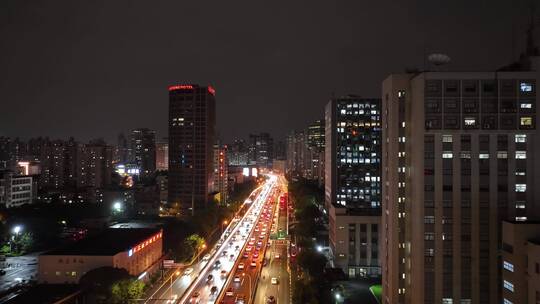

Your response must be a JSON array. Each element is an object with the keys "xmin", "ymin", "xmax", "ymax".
[
  {"xmin": 254, "ymin": 177, "xmax": 290, "ymax": 304},
  {"xmin": 180, "ymin": 175, "xmax": 277, "ymax": 304},
  {"xmin": 216, "ymin": 180, "xmax": 278, "ymax": 304},
  {"xmin": 144, "ymin": 184, "xmax": 267, "ymax": 303}
]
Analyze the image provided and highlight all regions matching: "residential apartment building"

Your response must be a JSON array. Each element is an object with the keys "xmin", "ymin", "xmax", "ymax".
[
  {"xmin": 0, "ymin": 171, "xmax": 36, "ymax": 208},
  {"xmin": 325, "ymin": 96, "xmax": 382, "ymax": 278},
  {"xmin": 381, "ymin": 67, "xmax": 539, "ymax": 303}
]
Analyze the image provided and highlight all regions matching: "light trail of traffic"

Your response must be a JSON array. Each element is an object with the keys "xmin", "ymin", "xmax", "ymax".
[{"xmin": 179, "ymin": 175, "xmax": 277, "ymax": 304}]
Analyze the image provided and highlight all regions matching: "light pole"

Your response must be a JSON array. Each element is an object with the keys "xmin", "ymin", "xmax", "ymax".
[
  {"xmin": 221, "ymin": 220, "xmax": 228, "ymax": 235},
  {"xmin": 242, "ymin": 272, "xmax": 252, "ymax": 300},
  {"xmin": 196, "ymin": 243, "xmax": 206, "ymax": 263},
  {"xmin": 169, "ymin": 270, "xmax": 180, "ymax": 299},
  {"xmin": 11, "ymin": 225, "xmax": 23, "ymax": 253}
]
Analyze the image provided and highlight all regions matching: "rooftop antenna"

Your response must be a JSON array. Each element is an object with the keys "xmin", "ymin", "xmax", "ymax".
[{"xmin": 427, "ymin": 53, "xmax": 451, "ymax": 70}]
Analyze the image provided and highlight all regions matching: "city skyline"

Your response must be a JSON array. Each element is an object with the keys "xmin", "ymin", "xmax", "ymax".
[{"xmin": 1, "ymin": 0, "xmax": 536, "ymax": 143}]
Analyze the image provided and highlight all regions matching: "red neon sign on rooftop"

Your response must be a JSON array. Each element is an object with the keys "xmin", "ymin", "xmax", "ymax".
[
  {"xmin": 168, "ymin": 84, "xmax": 194, "ymax": 91},
  {"xmin": 208, "ymin": 86, "xmax": 216, "ymax": 95}
]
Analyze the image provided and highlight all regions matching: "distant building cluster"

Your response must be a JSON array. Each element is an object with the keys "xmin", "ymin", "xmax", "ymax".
[{"xmin": 286, "ymin": 119, "xmax": 325, "ymax": 185}]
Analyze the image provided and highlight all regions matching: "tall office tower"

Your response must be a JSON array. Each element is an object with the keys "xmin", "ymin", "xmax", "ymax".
[
  {"xmin": 381, "ymin": 67, "xmax": 539, "ymax": 303},
  {"xmin": 249, "ymin": 133, "xmax": 274, "ymax": 168},
  {"xmin": 213, "ymin": 144, "xmax": 228, "ymax": 205},
  {"xmin": 130, "ymin": 128, "xmax": 156, "ymax": 176},
  {"xmin": 155, "ymin": 139, "xmax": 169, "ymax": 171},
  {"xmin": 168, "ymin": 84, "xmax": 216, "ymax": 215},
  {"xmin": 307, "ymin": 119, "xmax": 325, "ymax": 184},
  {"xmin": 308, "ymin": 119, "xmax": 325, "ymax": 150},
  {"xmin": 228, "ymin": 139, "xmax": 248, "ymax": 166},
  {"xmin": 325, "ymin": 96, "xmax": 382, "ymax": 278},
  {"xmin": 116, "ymin": 133, "xmax": 130, "ymax": 164}
]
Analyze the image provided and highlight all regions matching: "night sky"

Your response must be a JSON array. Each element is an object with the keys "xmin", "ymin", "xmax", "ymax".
[{"xmin": 0, "ymin": 0, "xmax": 535, "ymax": 143}]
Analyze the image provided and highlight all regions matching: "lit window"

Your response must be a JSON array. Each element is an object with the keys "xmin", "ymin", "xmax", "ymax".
[
  {"xmin": 503, "ymin": 261, "xmax": 514, "ymax": 272},
  {"xmin": 515, "ymin": 184, "xmax": 527, "ymax": 192},
  {"xmin": 442, "ymin": 152, "xmax": 453, "ymax": 159},
  {"xmin": 442, "ymin": 299, "xmax": 453, "ymax": 304},
  {"xmin": 503, "ymin": 299, "xmax": 513, "ymax": 304},
  {"xmin": 520, "ymin": 82, "xmax": 533, "ymax": 92},
  {"xmin": 464, "ymin": 117, "xmax": 476, "ymax": 126},
  {"xmin": 515, "ymin": 171, "xmax": 525, "ymax": 176},
  {"xmin": 479, "ymin": 153, "xmax": 489, "ymax": 159},
  {"xmin": 401, "ymin": 122, "xmax": 405, "ymax": 128},
  {"xmin": 520, "ymin": 117, "xmax": 532, "ymax": 126},
  {"xmin": 516, "ymin": 216, "xmax": 527, "ymax": 221},
  {"xmin": 460, "ymin": 151, "xmax": 471, "ymax": 159},
  {"xmin": 398, "ymin": 90, "xmax": 406, "ymax": 98},
  {"xmin": 515, "ymin": 134, "xmax": 527, "ymax": 143},
  {"xmin": 516, "ymin": 201, "xmax": 526, "ymax": 209},
  {"xmin": 503, "ymin": 280, "xmax": 514, "ymax": 292},
  {"xmin": 497, "ymin": 151, "xmax": 508, "ymax": 159},
  {"xmin": 515, "ymin": 151, "xmax": 526, "ymax": 159},
  {"xmin": 521, "ymin": 103, "xmax": 532, "ymax": 109},
  {"xmin": 442, "ymin": 135, "xmax": 453, "ymax": 143}
]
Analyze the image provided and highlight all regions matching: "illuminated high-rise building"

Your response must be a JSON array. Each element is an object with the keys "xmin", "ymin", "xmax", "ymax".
[
  {"xmin": 213, "ymin": 144, "xmax": 228, "ymax": 205},
  {"xmin": 130, "ymin": 128, "xmax": 156, "ymax": 176},
  {"xmin": 168, "ymin": 84, "xmax": 216, "ymax": 215},
  {"xmin": 381, "ymin": 68, "xmax": 539, "ymax": 304},
  {"xmin": 325, "ymin": 96, "xmax": 382, "ymax": 278},
  {"xmin": 155, "ymin": 139, "xmax": 168, "ymax": 171}
]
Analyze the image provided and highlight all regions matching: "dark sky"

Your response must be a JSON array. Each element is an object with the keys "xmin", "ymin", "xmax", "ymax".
[{"xmin": 0, "ymin": 0, "xmax": 535, "ymax": 143}]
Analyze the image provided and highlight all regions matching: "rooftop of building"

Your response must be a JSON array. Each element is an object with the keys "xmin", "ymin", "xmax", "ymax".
[
  {"xmin": 529, "ymin": 238, "xmax": 540, "ymax": 246},
  {"xmin": 42, "ymin": 228, "xmax": 161, "ymax": 256},
  {"xmin": 503, "ymin": 220, "xmax": 540, "ymax": 225}
]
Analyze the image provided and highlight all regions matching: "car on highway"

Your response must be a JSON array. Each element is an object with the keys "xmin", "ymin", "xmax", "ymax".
[
  {"xmin": 190, "ymin": 291, "xmax": 200, "ymax": 303},
  {"xmin": 225, "ymin": 287, "xmax": 234, "ymax": 297},
  {"xmin": 235, "ymin": 294, "xmax": 246, "ymax": 304},
  {"xmin": 202, "ymin": 253, "xmax": 211, "ymax": 261},
  {"xmin": 233, "ymin": 275, "xmax": 241, "ymax": 283},
  {"xmin": 206, "ymin": 274, "xmax": 214, "ymax": 284},
  {"xmin": 214, "ymin": 260, "xmax": 222, "ymax": 269},
  {"xmin": 266, "ymin": 295, "xmax": 276, "ymax": 304},
  {"xmin": 220, "ymin": 270, "xmax": 227, "ymax": 278},
  {"xmin": 184, "ymin": 268, "xmax": 194, "ymax": 276},
  {"xmin": 229, "ymin": 254, "xmax": 235, "ymax": 260},
  {"xmin": 222, "ymin": 250, "xmax": 228, "ymax": 256},
  {"xmin": 238, "ymin": 262, "xmax": 245, "ymax": 269},
  {"xmin": 271, "ymin": 277, "xmax": 278, "ymax": 285},
  {"xmin": 243, "ymin": 252, "xmax": 249, "ymax": 258},
  {"xmin": 274, "ymin": 253, "xmax": 280, "ymax": 259},
  {"xmin": 253, "ymin": 252, "xmax": 259, "ymax": 258},
  {"xmin": 250, "ymin": 260, "xmax": 257, "ymax": 267},
  {"xmin": 166, "ymin": 294, "xmax": 178, "ymax": 303},
  {"xmin": 210, "ymin": 286, "xmax": 219, "ymax": 296}
]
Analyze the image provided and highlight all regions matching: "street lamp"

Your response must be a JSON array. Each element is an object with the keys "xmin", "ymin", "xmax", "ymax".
[
  {"xmin": 221, "ymin": 220, "xmax": 228, "ymax": 235},
  {"xmin": 316, "ymin": 245, "xmax": 323, "ymax": 253},
  {"xmin": 12, "ymin": 225, "xmax": 22, "ymax": 235},
  {"xmin": 113, "ymin": 201, "xmax": 122, "ymax": 212},
  {"xmin": 242, "ymin": 272, "xmax": 252, "ymax": 299}
]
